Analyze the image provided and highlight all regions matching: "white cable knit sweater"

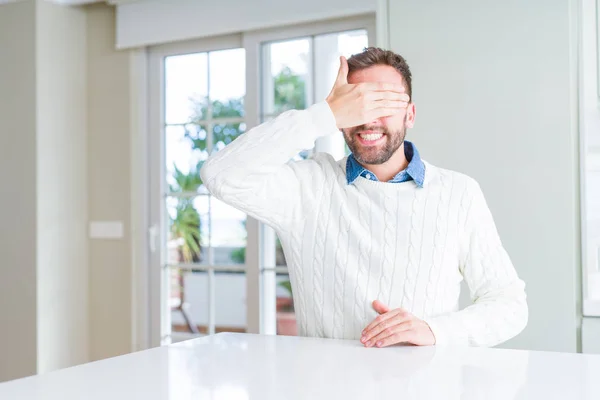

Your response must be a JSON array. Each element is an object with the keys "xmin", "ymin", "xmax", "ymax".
[{"xmin": 201, "ymin": 101, "xmax": 528, "ymax": 347}]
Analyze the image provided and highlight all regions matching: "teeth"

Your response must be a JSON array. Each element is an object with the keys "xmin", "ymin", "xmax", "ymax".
[{"xmin": 359, "ymin": 133, "xmax": 383, "ymax": 141}]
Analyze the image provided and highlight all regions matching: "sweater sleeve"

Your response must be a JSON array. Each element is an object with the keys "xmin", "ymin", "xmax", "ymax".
[
  {"xmin": 200, "ymin": 101, "xmax": 339, "ymax": 231},
  {"xmin": 425, "ymin": 181, "xmax": 528, "ymax": 347}
]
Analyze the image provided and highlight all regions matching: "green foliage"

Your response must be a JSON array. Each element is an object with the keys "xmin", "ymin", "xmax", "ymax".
[
  {"xmin": 273, "ymin": 66, "xmax": 306, "ymax": 114},
  {"xmin": 278, "ymin": 280, "xmax": 293, "ymax": 297},
  {"xmin": 169, "ymin": 162, "xmax": 204, "ymax": 193},
  {"xmin": 230, "ymin": 247, "xmax": 246, "ymax": 264},
  {"xmin": 186, "ymin": 98, "xmax": 245, "ymax": 152},
  {"xmin": 169, "ymin": 162, "xmax": 204, "ymax": 263}
]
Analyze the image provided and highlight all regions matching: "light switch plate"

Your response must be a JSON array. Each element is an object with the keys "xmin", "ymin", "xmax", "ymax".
[{"xmin": 89, "ymin": 221, "xmax": 124, "ymax": 239}]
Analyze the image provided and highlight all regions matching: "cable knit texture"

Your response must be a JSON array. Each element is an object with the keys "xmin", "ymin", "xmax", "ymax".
[{"xmin": 201, "ymin": 101, "xmax": 528, "ymax": 347}]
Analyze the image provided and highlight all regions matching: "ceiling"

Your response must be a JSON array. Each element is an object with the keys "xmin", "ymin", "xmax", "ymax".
[{"xmin": 47, "ymin": 0, "xmax": 141, "ymax": 5}]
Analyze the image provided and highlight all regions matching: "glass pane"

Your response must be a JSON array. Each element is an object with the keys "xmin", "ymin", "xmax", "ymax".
[
  {"xmin": 171, "ymin": 271, "xmax": 248, "ymax": 337},
  {"xmin": 165, "ymin": 124, "xmax": 209, "ymax": 192},
  {"xmin": 344, "ymin": 142, "xmax": 351, "ymax": 156},
  {"xmin": 323, "ymin": 29, "xmax": 369, "ymax": 58},
  {"xmin": 209, "ymin": 48, "xmax": 245, "ymax": 118},
  {"xmin": 212, "ymin": 122, "xmax": 246, "ymax": 153},
  {"xmin": 210, "ymin": 197, "xmax": 247, "ymax": 265},
  {"xmin": 215, "ymin": 271, "xmax": 247, "ymax": 332},
  {"xmin": 295, "ymin": 149, "xmax": 312, "ymax": 161},
  {"xmin": 275, "ymin": 234, "xmax": 287, "ymax": 267},
  {"xmin": 170, "ymin": 268, "xmax": 207, "ymax": 336},
  {"xmin": 262, "ymin": 38, "xmax": 311, "ymax": 116},
  {"xmin": 276, "ymin": 272, "xmax": 297, "ymax": 336},
  {"xmin": 166, "ymin": 196, "xmax": 209, "ymax": 265},
  {"xmin": 313, "ymin": 29, "xmax": 368, "ymax": 105},
  {"xmin": 165, "ymin": 53, "xmax": 208, "ymax": 124}
]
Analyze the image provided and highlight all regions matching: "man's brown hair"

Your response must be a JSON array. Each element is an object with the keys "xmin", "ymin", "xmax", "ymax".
[{"xmin": 347, "ymin": 47, "xmax": 413, "ymax": 99}]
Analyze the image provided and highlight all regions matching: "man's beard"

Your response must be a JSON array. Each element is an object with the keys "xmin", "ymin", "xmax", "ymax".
[{"xmin": 343, "ymin": 122, "xmax": 407, "ymax": 165}]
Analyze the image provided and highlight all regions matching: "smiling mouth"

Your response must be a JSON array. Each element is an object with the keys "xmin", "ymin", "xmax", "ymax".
[
  {"xmin": 359, "ymin": 132, "xmax": 383, "ymax": 141},
  {"xmin": 356, "ymin": 130, "xmax": 385, "ymax": 144}
]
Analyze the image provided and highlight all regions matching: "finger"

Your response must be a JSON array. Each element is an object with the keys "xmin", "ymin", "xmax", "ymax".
[
  {"xmin": 365, "ymin": 91, "xmax": 410, "ymax": 103},
  {"xmin": 365, "ymin": 100, "xmax": 409, "ymax": 111},
  {"xmin": 367, "ymin": 320, "xmax": 414, "ymax": 348},
  {"xmin": 359, "ymin": 82, "xmax": 406, "ymax": 93},
  {"xmin": 372, "ymin": 300, "xmax": 390, "ymax": 315},
  {"xmin": 335, "ymin": 56, "xmax": 348, "ymax": 86},
  {"xmin": 362, "ymin": 314, "xmax": 410, "ymax": 346},
  {"xmin": 366, "ymin": 107, "xmax": 407, "ymax": 121},
  {"xmin": 362, "ymin": 309, "xmax": 402, "ymax": 336},
  {"xmin": 375, "ymin": 328, "xmax": 414, "ymax": 348},
  {"xmin": 361, "ymin": 310, "xmax": 409, "ymax": 343}
]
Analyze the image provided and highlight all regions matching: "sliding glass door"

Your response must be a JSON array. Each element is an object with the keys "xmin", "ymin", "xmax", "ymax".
[{"xmin": 148, "ymin": 16, "xmax": 374, "ymax": 345}]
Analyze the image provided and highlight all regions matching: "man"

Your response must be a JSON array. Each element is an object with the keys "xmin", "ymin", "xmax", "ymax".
[{"xmin": 201, "ymin": 47, "xmax": 528, "ymax": 347}]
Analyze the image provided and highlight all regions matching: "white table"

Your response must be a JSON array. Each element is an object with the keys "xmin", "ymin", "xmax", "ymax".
[{"xmin": 1, "ymin": 333, "xmax": 599, "ymax": 399}]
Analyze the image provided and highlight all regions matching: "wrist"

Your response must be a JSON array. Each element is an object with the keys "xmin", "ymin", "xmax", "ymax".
[{"xmin": 323, "ymin": 99, "xmax": 341, "ymax": 130}]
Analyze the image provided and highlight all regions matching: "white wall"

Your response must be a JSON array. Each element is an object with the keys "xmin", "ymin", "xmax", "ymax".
[
  {"xmin": 0, "ymin": 0, "xmax": 90, "ymax": 382},
  {"xmin": 387, "ymin": 0, "xmax": 580, "ymax": 352},
  {"xmin": 115, "ymin": 0, "xmax": 377, "ymax": 48},
  {"xmin": 0, "ymin": 0, "xmax": 39, "ymax": 382},
  {"xmin": 582, "ymin": 317, "xmax": 600, "ymax": 353},
  {"xmin": 36, "ymin": 0, "xmax": 89, "ymax": 373},
  {"xmin": 581, "ymin": 0, "xmax": 600, "ymax": 298},
  {"xmin": 86, "ymin": 3, "xmax": 134, "ymax": 362},
  {"xmin": 580, "ymin": 0, "xmax": 600, "ymax": 345}
]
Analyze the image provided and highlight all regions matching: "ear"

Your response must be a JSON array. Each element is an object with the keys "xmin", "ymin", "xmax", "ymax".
[{"xmin": 405, "ymin": 102, "xmax": 416, "ymax": 129}]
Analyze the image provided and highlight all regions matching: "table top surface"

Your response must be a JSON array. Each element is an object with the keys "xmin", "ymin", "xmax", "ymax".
[{"xmin": 1, "ymin": 333, "xmax": 600, "ymax": 400}]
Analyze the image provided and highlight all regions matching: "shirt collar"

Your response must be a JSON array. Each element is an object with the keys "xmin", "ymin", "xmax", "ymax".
[{"xmin": 345, "ymin": 140, "xmax": 426, "ymax": 187}]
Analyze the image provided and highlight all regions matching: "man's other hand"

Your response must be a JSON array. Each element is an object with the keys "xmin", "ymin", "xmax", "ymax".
[{"xmin": 361, "ymin": 300, "xmax": 436, "ymax": 348}]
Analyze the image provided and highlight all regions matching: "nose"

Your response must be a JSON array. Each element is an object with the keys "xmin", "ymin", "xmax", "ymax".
[{"xmin": 369, "ymin": 117, "xmax": 385, "ymax": 126}]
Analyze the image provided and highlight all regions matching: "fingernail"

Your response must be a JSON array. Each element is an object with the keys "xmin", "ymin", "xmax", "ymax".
[
  {"xmin": 365, "ymin": 341, "xmax": 371, "ymax": 347},
  {"xmin": 376, "ymin": 341, "xmax": 382, "ymax": 347},
  {"xmin": 360, "ymin": 337, "xmax": 366, "ymax": 343}
]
